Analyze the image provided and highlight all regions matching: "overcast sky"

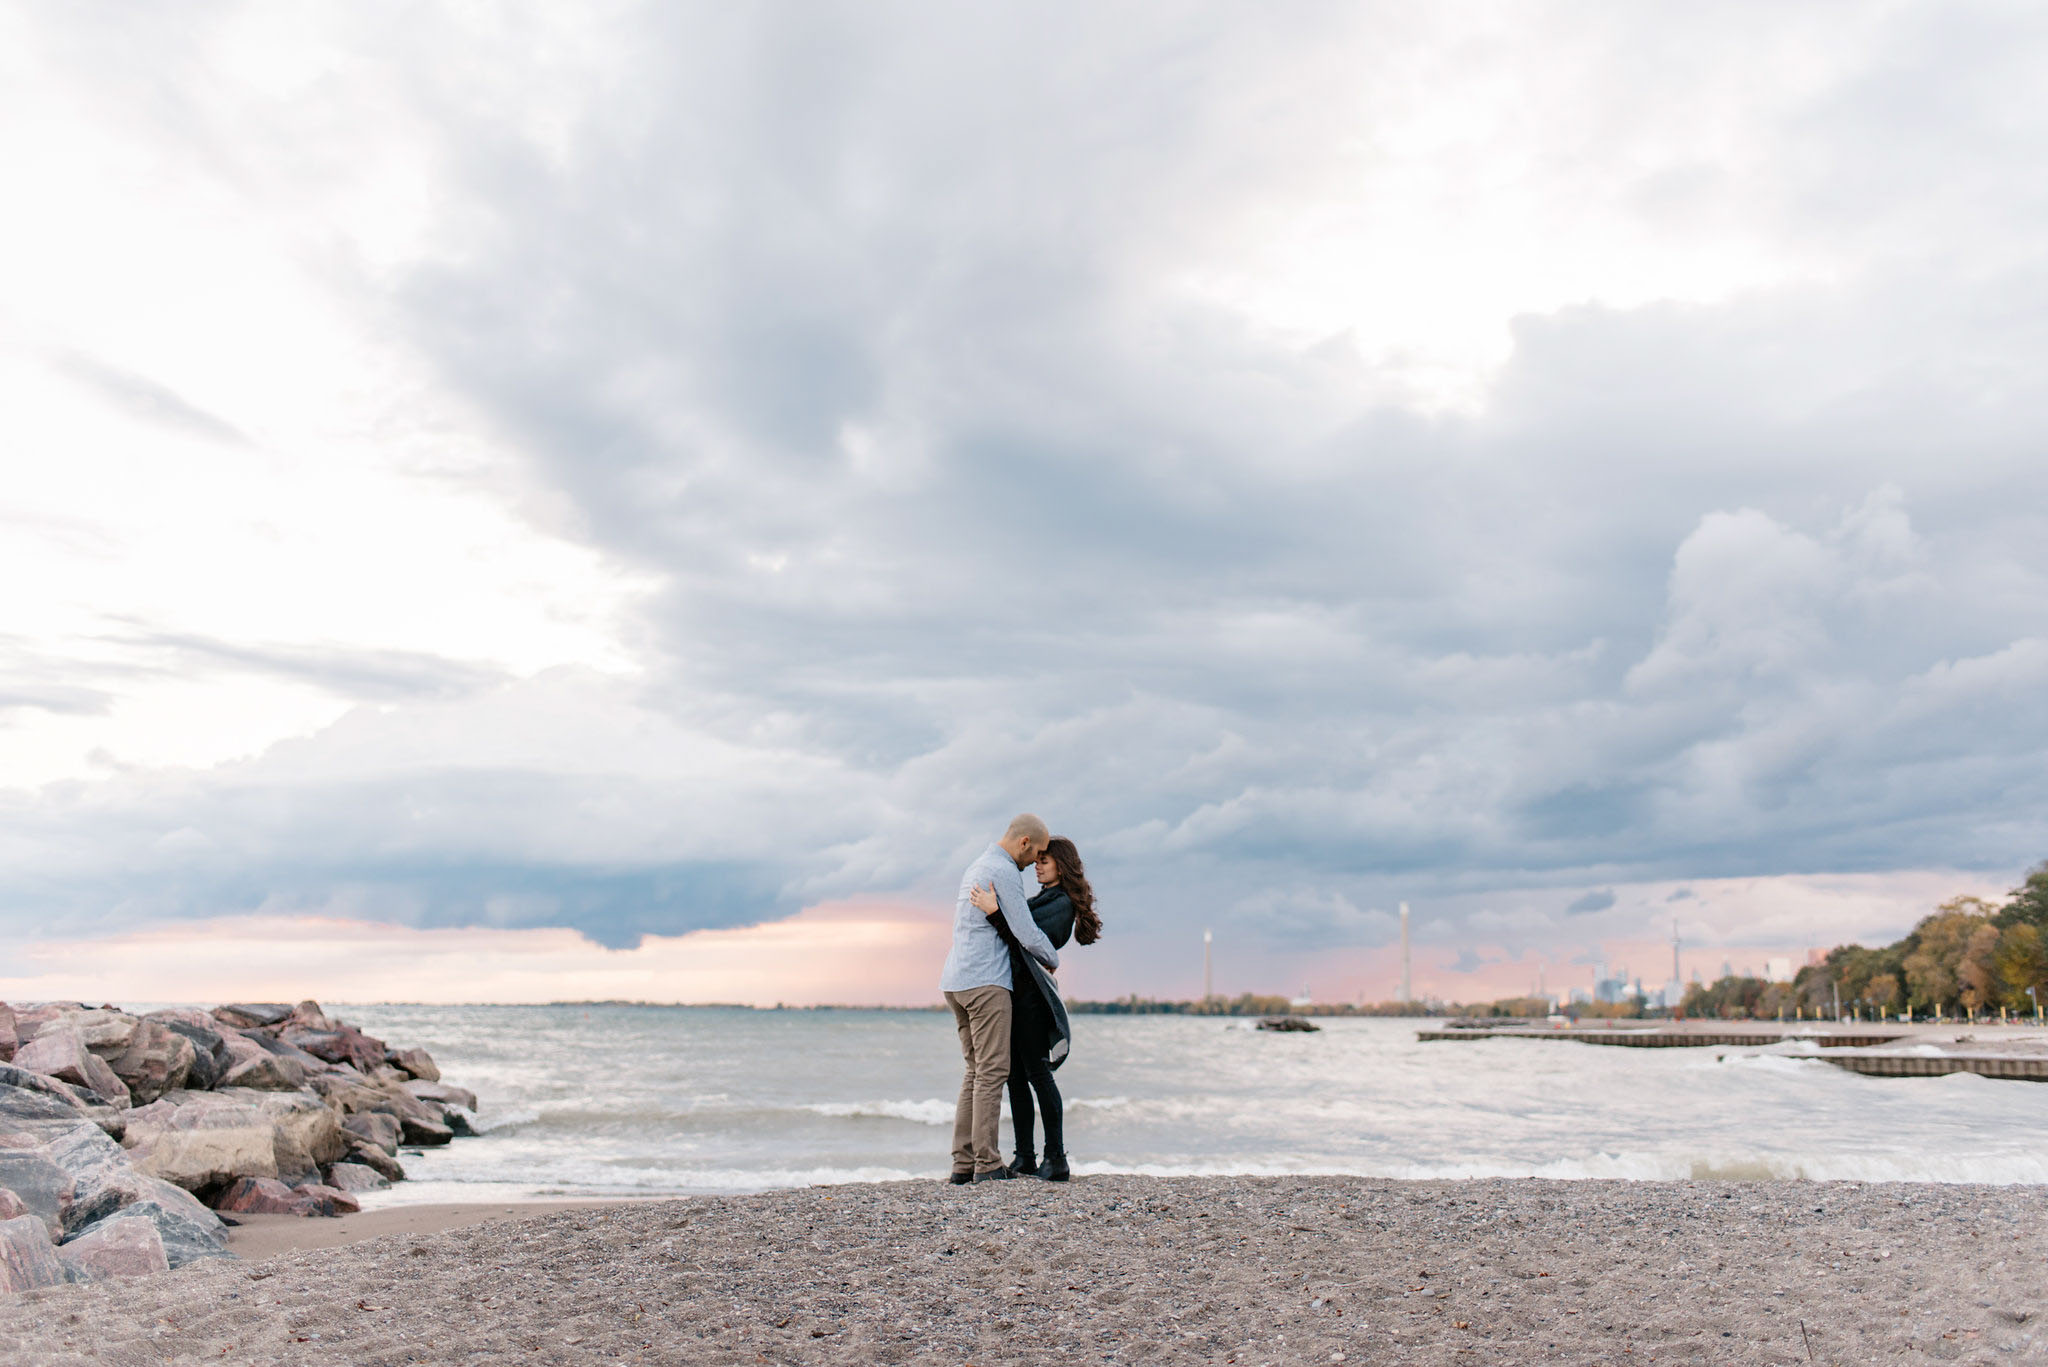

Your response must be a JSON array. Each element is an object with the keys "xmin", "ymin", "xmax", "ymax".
[{"xmin": 3, "ymin": 1, "xmax": 2045, "ymax": 1002}]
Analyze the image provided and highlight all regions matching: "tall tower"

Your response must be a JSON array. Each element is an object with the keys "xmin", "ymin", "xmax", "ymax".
[
  {"xmin": 1203, "ymin": 929, "xmax": 1213, "ymax": 1002},
  {"xmin": 1671, "ymin": 920, "xmax": 1680, "ymax": 984},
  {"xmin": 1399, "ymin": 902, "xmax": 1411, "ymax": 1003}
]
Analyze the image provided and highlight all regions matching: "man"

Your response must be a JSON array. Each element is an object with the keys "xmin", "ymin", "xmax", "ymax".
[{"xmin": 941, "ymin": 813, "xmax": 1062, "ymax": 1183}]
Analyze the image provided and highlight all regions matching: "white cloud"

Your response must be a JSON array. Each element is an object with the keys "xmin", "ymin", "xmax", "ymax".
[{"xmin": 2, "ymin": 1, "xmax": 2046, "ymax": 978}]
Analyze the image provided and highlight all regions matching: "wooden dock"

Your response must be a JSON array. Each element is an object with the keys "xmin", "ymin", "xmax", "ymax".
[
  {"xmin": 1819, "ymin": 1051, "xmax": 2048, "ymax": 1081},
  {"xmin": 1415, "ymin": 1027, "xmax": 1906, "ymax": 1049},
  {"xmin": 1416, "ymin": 1023, "xmax": 2048, "ymax": 1079}
]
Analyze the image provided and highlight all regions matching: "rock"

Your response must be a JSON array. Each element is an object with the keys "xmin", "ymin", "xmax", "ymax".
[
  {"xmin": 41, "ymin": 1112, "xmax": 225, "ymax": 1266},
  {"xmin": 282, "ymin": 1025, "xmax": 386, "ymax": 1071},
  {"xmin": 216, "ymin": 1031, "xmax": 305, "ymax": 1091},
  {"xmin": 0, "ymin": 1214, "xmax": 68, "ymax": 1293},
  {"xmin": 0, "ymin": 1069, "xmax": 94, "ymax": 1129},
  {"xmin": 214, "ymin": 1175, "xmax": 328, "ymax": 1217},
  {"xmin": 106, "ymin": 1021, "xmax": 195, "ymax": 1106},
  {"xmin": 286, "ymin": 1000, "xmax": 332, "ymax": 1032},
  {"xmin": 321, "ymin": 1161, "xmax": 390, "ymax": 1193},
  {"xmin": 398, "ymin": 1110, "xmax": 453, "ymax": 1146},
  {"xmin": 342, "ymin": 1136, "xmax": 405, "ymax": 1182},
  {"xmin": 0, "ymin": 1003, "xmax": 14, "ymax": 1063},
  {"xmin": 220, "ymin": 1088, "xmax": 346, "ymax": 1183},
  {"xmin": 405, "ymin": 1079, "xmax": 479, "ymax": 1112},
  {"xmin": 212, "ymin": 1003, "xmax": 294, "ymax": 1030},
  {"xmin": 121, "ymin": 1092, "xmax": 278, "ymax": 1191},
  {"xmin": 296, "ymin": 1182, "xmax": 359, "ymax": 1216},
  {"xmin": 254, "ymin": 1031, "xmax": 331, "ymax": 1071},
  {"xmin": 1255, "ymin": 1015, "xmax": 1321, "ymax": 1032},
  {"xmin": 58, "ymin": 1214, "xmax": 168, "ymax": 1280},
  {"xmin": 385, "ymin": 1047, "xmax": 440, "ymax": 1082},
  {"xmin": 0, "ymin": 1147, "xmax": 73, "ymax": 1239},
  {"xmin": 145, "ymin": 1013, "xmax": 226, "ymax": 1092},
  {"xmin": 59, "ymin": 1009, "xmax": 140, "ymax": 1057},
  {"xmin": 339, "ymin": 1111, "xmax": 401, "ymax": 1155},
  {"xmin": 13, "ymin": 1027, "xmax": 133, "ymax": 1108},
  {"xmin": 72, "ymin": 1194, "xmax": 229, "ymax": 1268},
  {"xmin": 8, "ymin": 1004, "xmax": 85, "ymax": 1042},
  {"xmin": 144, "ymin": 1011, "xmax": 230, "ymax": 1091},
  {"xmin": 0, "ymin": 1066, "xmax": 126, "ymax": 1140}
]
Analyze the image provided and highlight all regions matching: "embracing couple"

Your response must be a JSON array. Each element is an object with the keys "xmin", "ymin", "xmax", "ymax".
[{"xmin": 940, "ymin": 813, "xmax": 1102, "ymax": 1185}]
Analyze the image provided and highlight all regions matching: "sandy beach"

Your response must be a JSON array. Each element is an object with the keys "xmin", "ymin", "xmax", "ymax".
[{"xmin": 2, "ymin": 1174, "xmax": 2043, "ymax": 1365}]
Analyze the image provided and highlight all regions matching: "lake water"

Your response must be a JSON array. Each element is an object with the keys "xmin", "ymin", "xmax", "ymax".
[{"xmin": 336, "ymin": 1005, "xmax": 2048, "ymax": 1205}]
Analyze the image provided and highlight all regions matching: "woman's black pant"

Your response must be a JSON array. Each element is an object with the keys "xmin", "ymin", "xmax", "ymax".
[
  {"xmin": 1008, "ymin": 1047, "xmax": 1063, "ymax": 1159},
  {"xmin": 1007, "ymin": 972, "xmax": 1063, "ymax": 1158}
]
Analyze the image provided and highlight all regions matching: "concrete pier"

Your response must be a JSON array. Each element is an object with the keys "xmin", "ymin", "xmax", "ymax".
[
  {"xmin": 1416, "ymin": 1026, "xmax": 1906, "ymax": 1048},
  {"xmin": 1416, "ymin": 1021, "xmax": 2048, "ymax": 1080}
]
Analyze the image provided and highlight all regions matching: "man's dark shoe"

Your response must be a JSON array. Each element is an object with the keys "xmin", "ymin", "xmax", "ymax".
[
  {"xmin": 1006, "ymin": 1152, "xmax": 1040, "ymax": 1178},
  {"xmin": 972, "ymin": 1167, "xmax": 1016, "ymax": 1182},
  {"xmin": 1038, "ymin": 1150, "xmax": 1071, "ymax": 1182},
  {"xmin": 948, "ymin": 1171, "xmax": 974, "ymax": 1185}
]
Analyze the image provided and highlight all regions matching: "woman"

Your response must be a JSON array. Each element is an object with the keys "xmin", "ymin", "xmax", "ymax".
[{"xmin": 968, "ymin": 835, "xmax": 1101, "ymax": 1181}]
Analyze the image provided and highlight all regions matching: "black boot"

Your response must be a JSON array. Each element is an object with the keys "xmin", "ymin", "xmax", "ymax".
[
  {"xmin": 1038, "ymin": 1149, "xmax": 1070, "ymax": 1182},
  {"xmin": 1007, "ymin": 1150, "xmax": 1039, "ymax": 1177}
]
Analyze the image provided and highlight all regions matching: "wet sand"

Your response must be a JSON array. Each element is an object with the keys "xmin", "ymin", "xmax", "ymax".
[
  {"xmin": 4, "ymin": 1175, "xmax": 2045, "ymax": 1364},
  {"xmin": 223, "ymin": 1200, "xmax": 647, "ymax": 1260}
]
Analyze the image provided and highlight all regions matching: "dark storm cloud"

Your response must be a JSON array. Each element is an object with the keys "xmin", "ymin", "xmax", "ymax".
[{"xmin": 5, "ymin": 1, "xmax": 2048, "ymax": 956}]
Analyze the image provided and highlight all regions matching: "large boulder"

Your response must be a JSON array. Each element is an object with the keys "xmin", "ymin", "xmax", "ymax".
[
  {"xmin": 0, "ymin": 1065, "xmax": 126, "ymax": 1140},
  {"xmin": 43, "ymin": 1118, "xmax": 231, "ymax": 1269},
  {"xmin": 121, "ymin": 1092, "xmax": 278, "ymax": 1191},
  {"xmin": 342, "ymin": 1136, "xmax": 405, "ymax": 1182},
  {"xmin": 220, "ymin": 1088, "xmax": 346, "ymax": 1184},
  {"xmin": 308, "ymin": 1072, "xmax": 449, "ymax": 1140},
  {"xmin": 8, "ymin": 1004, "xmax": 85, "ymax": 1041},
  {"xmin": 58, "ymin": 1214, "xmax": 168, "ymax": 1281},
  {"xmin": 385, "ymin": 1047, "xmax": 439, "ymax": 1082},
  {"xmin": 106, "ymin": 1021, "xmax": 196, "ymax": 1106},
  {"xmin": 282, "ymin": 1025, "xmax": 386, "ymax": 1071},
  {"xmin": 405, "ymin": 1079, "xmax": 479, "ymax": 1112},
  {"xmin": 71, "ymin": 1195, "xmax": 228, "ymax": 1268},
  {"xmin": 64, "ymin": 1009, "xmax": 141, "ymax": 1057},
  {"xmin": 214, "ymin": 1175, "xmax": 354, "ymax": 1217},
  {"xmin": 0, "ymin": 1003, "xmax": 14, "ymax": 1062},
  {"xmin": 215, "ymin": 1031, "xmax": 304, "ymax": 1091},
  {"xmin": 0, "ymin": 1188, "xmax": 24, "ymax": 1222},
  {"xmin": 212, "ymin": 1003, "xmax": 293, "ymax": 1030},
  {"xmin": 144, "ymin": 1010, "xmax": 231, "ymax": 1092},
  {"xmin": 285, "ymin": 1001, "xmax": 332, "ymax": 1031},
  {"xmin": 321, "ymin": 1161, "xmax": 390, "ymax": 1193},
  {"xmin": 339, "ymin": 1111, "xmax": 401, "ymax": 1155},
  {"xmin": 0, "ymin": 1143, "xmax": 74, "ymax": 1239},
  {"xmin": 0, "ymin": 1214, "xmax": 68, "ymax": 1293},
  {"xmin": 13, "ymin": 1027, "xmax": 132, "ymax": 1108}
]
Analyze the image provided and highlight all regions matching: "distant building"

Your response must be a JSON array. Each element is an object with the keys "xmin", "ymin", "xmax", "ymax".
[
  {"xmin": 1568, "ymin": 987, "xmax": 1591, "ymax": 1005},
  {"xmin": 1764, "ymin": 957, "xmax": 1793, "ymax": 984}
]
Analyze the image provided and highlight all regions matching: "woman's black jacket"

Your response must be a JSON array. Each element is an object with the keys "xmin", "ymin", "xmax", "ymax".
[{"xmin": 992, "ymin": 886, "xmax": 1075, "ymax": 1071}]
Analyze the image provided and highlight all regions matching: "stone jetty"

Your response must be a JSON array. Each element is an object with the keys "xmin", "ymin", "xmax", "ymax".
[
  {"xmin": 0, "ymin": 1000, "xmax": 476, "ymax": 1293},
  {"xmin": 1417, "ymin": 1019, "xmax": 2048, "ymax": 1080}
]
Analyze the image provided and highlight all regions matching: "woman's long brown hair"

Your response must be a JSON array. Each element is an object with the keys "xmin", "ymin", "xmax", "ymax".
[{"xmin": 1043, "ymin": 836, "xmax": 1101, "ymax": 945}]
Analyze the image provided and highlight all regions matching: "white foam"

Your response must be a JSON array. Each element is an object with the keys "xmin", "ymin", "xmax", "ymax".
[{"xmin": 801, "ymin": 1099, "xmax": 954, "ymax": 1126}]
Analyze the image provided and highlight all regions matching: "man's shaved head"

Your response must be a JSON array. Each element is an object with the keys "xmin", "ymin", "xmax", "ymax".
[{"xmin": 1004, "ymin": 813, "xmax": 1050, "ymax": 844}]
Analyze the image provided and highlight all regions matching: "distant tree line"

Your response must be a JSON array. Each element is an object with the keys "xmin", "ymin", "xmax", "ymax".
[{"xmin": 1681, "ymin": 861, "xmax": 2048, "ymax": 1022}]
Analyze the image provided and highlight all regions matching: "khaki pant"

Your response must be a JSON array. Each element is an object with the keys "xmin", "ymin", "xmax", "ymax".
[{"xmin": 945, "ymin": 985, "xmax": 1012, "ymax": 1174}]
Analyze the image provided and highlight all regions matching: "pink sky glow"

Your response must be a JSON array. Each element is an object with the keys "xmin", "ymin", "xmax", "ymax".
[{"xmin": 0, "ymin": 868, "xmax": 2008, "ymax": 1009}]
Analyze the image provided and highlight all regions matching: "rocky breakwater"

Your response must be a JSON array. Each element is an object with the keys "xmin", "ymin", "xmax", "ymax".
[{"xmin": 0, "ymin": 999, "xmax": 478, "ymax": 1294}]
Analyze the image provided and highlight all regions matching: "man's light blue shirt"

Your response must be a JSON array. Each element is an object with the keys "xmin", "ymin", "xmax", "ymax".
[{"xmin": 940, "ymin": 844, "xmax": 1060, "ymax": 993}]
